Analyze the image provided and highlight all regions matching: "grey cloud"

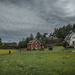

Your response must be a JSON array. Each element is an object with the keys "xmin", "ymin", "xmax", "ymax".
[{"xmin": 0, "ymin": 0, "xmax": 75, "ymax": 42}]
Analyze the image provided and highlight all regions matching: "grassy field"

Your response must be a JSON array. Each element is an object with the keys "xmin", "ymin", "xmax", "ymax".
[
  {"xmin": 0, "ymin": 46, "xmax": 75, "ymax": 75},
  {"xmin": 0, "ymin": 49, "xmax": 19, "ymax": 55}
]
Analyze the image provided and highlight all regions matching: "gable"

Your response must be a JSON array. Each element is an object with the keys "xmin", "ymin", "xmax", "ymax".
[
  {"xmin": 32, "ymin": 39, "xmax": 40, "ymax": 44},
  {"xmin": 64, "ymin": 34, "xmax": 70, "ymax": 40},
  {"xmin": 28, "ymin": 39, "xmax": 40, "ymax": 45},
  {"xmin": 64, "ymin": 32, "xmax": 75, "ymax": 41}
]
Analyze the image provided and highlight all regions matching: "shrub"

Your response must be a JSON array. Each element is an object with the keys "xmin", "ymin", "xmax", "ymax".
[
  {"xmin": 48, "ymin": 45, "xmax": 53, "ymax": 50},
  {"xmin": 30, "ymin": 49, "xmax": 31, "ymax": 51},
  {"xmin": 55, "ymin": 43, "xmax": 63, "ymax": 46},
  {"xmin": 33, "ymin": 48, "xmax": 36, "ymax": 50},
  {"xmin": 39, "ymin": 48, "xmax": 44, "ymax": 51},
  {"xmin": 62, "ymin": 41, "xmax": 69, "ymax": 48},
  {"xmin": 68, "ymin": 46, "xmax": 74, "ymax": 48}
]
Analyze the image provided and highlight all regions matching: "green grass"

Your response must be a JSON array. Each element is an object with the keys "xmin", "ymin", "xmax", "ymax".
[
  {"xmin": 0, "ymin": 49, "xmax": 19, "ymax": 55},
  {"xmin": 0, "ymin": 46, "xmax": 75, "ymax": 75}
]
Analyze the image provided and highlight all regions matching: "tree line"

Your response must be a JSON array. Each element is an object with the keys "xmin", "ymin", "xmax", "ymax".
[
  {"xmin": 0, "ymin": 23, "xmax": 75, "ymax": 49},
  {"xmin": 53, "ymin": 24, "xmax": 75, "ymax": 39},
  {"xmin": 0, "ymin": 38, "xmax": 17, "ymax": 49},
  {"xmin": 18, "ymin": 23, "xmax": 75, "ymax": 48}
]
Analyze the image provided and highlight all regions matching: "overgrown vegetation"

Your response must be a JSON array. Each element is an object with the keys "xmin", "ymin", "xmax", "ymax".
[
  {"xmin": 0, "ymin": 46, "xmax": 75, "ymax": 75},
  {"xmin": 62, "ymin": 41, "xmax": 69, "ymax": 48},
  {"xmin": 48, "ymin": 45, "xmax": 53, "ymax": 50},
  {"xmin": 33, "ymin": 48, "xmax": 36, "ymax": 50}
]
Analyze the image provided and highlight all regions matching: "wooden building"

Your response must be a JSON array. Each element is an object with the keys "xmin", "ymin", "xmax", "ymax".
[{"xmin": 27, "ymin": 39, "xmax": 41, "ymax": 50}]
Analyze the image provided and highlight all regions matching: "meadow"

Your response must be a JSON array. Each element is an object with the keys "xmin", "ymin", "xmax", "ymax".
[
  {"xmin": 0, "ymin": 46, "xmax": 75, "ymax": 75},
  {"xmin": 0, "ymin": 49, "xmax": 19, "ymax": 55}
]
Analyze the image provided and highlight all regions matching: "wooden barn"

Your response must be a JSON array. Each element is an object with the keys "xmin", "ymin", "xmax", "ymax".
[{"xmin": 27, "ymin": 39, "xmax": 41, "ymax": 50}]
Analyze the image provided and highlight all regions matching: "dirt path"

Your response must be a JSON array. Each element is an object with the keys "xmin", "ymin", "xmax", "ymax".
[{"xmin": 0, "ymin": 52, "xmax": 17, "ymax": 56}]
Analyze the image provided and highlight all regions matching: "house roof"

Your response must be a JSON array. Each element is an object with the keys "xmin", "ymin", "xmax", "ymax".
[
  {"xmin": 64, "ymin": 34, "xmax": 71, "ymax": 40},
  {"xmin": 28, "ymin": 40, "xmax": 35, "ymax": 44},
  {"xmin": 64, "ymin": 31, "xmax": 75, "ymax": 41},
  {"xmin": 28, "ymin": 39, "xmax": 40, "ymax": 45}
]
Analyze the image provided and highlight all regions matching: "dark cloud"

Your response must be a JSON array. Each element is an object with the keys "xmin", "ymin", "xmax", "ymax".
[{"xmin": 0, "ymin": 0, "xmax": 75, "ymax": 42}]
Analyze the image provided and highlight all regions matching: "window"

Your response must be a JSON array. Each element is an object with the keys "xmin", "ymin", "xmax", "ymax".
[{"xmin": 72, "ymin": 41, "xmax": 75, "ymax": 45}]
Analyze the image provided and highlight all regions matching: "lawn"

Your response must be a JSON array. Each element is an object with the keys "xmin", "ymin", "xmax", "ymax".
[
  {"xmin": 0, "ymin": 46, "xmax": 75, "ymax": 75},
  {"xmin": 0, "ymin": 49, "xmax": 19, "ymax": 55}
]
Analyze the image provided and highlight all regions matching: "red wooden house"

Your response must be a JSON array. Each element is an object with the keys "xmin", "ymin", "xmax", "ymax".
[{"xmin": 27, "ymin": 39, "xmax": 41, "ymax": 50}]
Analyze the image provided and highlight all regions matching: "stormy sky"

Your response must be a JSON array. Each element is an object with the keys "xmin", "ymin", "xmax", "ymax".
[{"xmin": 0, "ymin": 0, "xmax": 75, "ymax": 42}]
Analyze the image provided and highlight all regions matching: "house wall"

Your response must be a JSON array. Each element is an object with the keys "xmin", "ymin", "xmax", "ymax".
[
  {"xmin": 31, "ymin": 41, "xmax": 41, "ymax": 50},
  {"xmin": 27, "ymin": 44, "xmax": 30, "ymax": 50},
  {"xmin": 70, "ymin": 33, "xmax": 75, "ymax": 46}
]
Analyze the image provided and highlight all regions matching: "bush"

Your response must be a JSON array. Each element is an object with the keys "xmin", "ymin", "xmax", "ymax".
[
  {"xmin": 62, "ymin": 41, "xmax": 69, "ymax": 48},
  {"xmin": 33, "ymin": 48, "xmax": 36, "ymax": 50},
  {"xmin": 48, "ymin": 45, "xmax": 53, "ymax": 50},
  {"xmin": 39, "ymin": 48, "xmax": 44, "ymax": 51},
  {"xmin": 67, "ymin": 46, "xmax": 74, "ymax": 48},
  {"xmin": 30, "ymin": 49, "xmax": 31, "ymax": 51}
]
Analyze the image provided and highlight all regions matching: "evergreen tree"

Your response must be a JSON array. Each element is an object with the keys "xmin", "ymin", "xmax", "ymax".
[
  {"xmin": 35, "ymin": 32, "xmax": 42, "ymax": 40},
  {"xmin": 53, "ymin": 24, "xmax": 73, "ymax": 40},
  {"xmin": 0, "ymin": 38, "xmax": 2, "ymax": 46},
  {"xmin": 73, "ymin": 24, "xmax": 75, "ymax": 32},
  {"xmin": 30, "ymin": 33, "xmax": 34, "ymax": 40}
]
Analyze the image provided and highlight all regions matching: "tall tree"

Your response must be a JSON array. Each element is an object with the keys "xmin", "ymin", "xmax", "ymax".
[
  {"xmin": 35, "ymin": 32, "xmax": 42, "ymax": 40},
  {"xmin": 43, "ymin": 33, "xmax": 48, "ymax": 38},
  {"xmin": 53, "ymin": 24, "xmax": 73, "ymax": 39},
  {"xmin": 41, "ymin": 33, "xmax": 48, "ymax": 41},
  {"xmin": 49, "ymin": 33, "xmax": 53, "ymax": 37},
  {"xmin": 18, "ymin": 41, "xmax": 26, "ymax": 48},
  {"xmin": 30, "ymin": 33, "xmax": 34, "ymax": 40},
  {"xmin": 73, "ymin": 24, "xmax": 75, "ymax": 32},
  {"xmin": 0, "ymin": 38, "xmax": 2, "ymax": 46}
]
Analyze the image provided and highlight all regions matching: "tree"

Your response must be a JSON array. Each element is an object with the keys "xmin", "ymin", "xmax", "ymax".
[
  {"xmin": 62, "ymin": 41, "xmax": 69, "ymax": 48},
  {"xmin": 49, "ymin": 33, "xmax": 53, "ymax": 37},
  {"xmin": 43, "ymin": 33, "xmax": 48, "ymax": 38},
  {"xmin": 30, "ymin": 33, "xmax": 34, "ymax": 40},
  {"xmin": 53, "ymin": 28, "xmax": 59, "ymax": 37},
  {"xmin": 18, "ymin": 41, "xmax": 26, "ymax": 48},
  {"xmin": 53, "ymin": 24, "xmax": 73, "ymax": 40},
  {"xmin": 25, "ymin": 37, "xmax": 31, "ymax": 44},
  {"xmin": 3, "ymin": 42, "xmax": 18, "ymax": 49},
  {"xmin": 73, "ymin": 24, "xmax": 75, "ymax": 32},
  {"xmin": 41, "ymin": 33, "xmax": 48, "ymax": 41},
  {"xmin": 0, "ymin": 38, "xmax": 3, "ymax": 46},
  {"xmin": 73, "ymin": 24, "xmax": 75, "ymax": 29},
  {"xmin": 35, "ymin": 32, "xmax": 42, "ymax": 40},
  {"xmin": 18, "ymin": 37, "xmax": 31, "ymax": 49},
  {"xmin": 65, "ymin": 24, "xmax": 73, "ymax": 35}
]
